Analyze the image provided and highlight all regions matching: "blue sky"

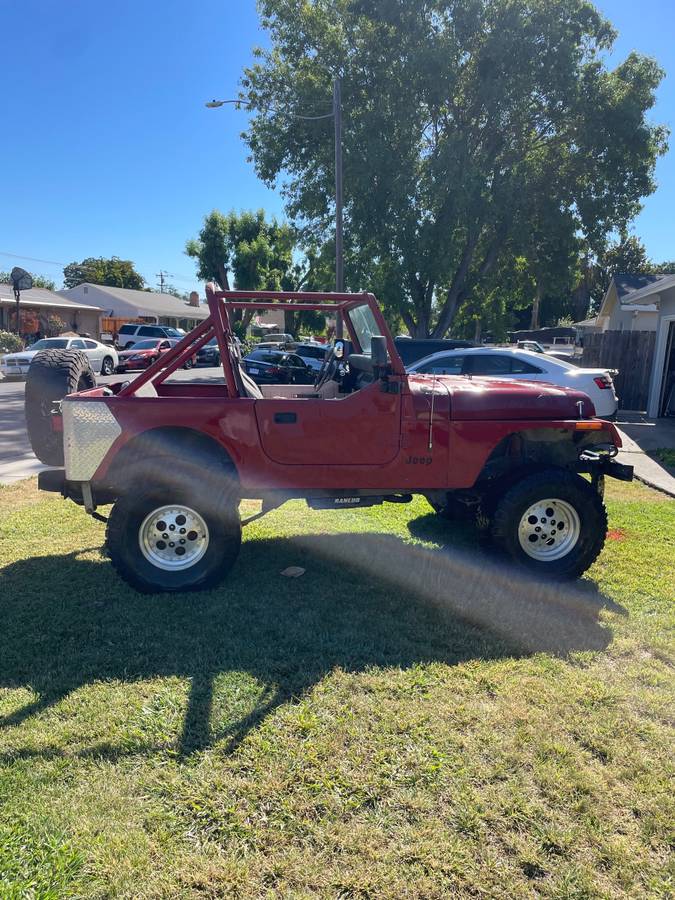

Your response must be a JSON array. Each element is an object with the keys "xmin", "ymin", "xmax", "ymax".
[{"xmin": 1, "ymin": 0, "xmax": 673, "ymax": 292}]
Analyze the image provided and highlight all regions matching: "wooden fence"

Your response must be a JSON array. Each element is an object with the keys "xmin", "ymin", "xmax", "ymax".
[{"xmin": 582, "ymin": 330, "xmax": 655, "ymax": 412}]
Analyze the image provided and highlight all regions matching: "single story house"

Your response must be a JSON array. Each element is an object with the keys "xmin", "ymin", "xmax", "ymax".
[
  {"xmin": 59, "ymin": 284, "xmax": 209, "ymax": 331},
  {"xmin": 0, "ymin": 283, "xmax": 102, "ymax": 338},
  {"xmin": 596, "ymin": 275, "xmax": 662, "ymax": 333},
  {"xmin": 596, "ymin": 274, "xmax": 675, "ymax": 417}
]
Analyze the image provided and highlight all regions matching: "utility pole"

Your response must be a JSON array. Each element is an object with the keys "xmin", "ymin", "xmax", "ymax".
[{"xmin": 156, "ymin": 270, "xmax": 173, "ymax": 293}]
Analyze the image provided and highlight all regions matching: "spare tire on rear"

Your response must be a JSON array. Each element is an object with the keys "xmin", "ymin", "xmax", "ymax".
[{"xmin": 25, "ymin": 350, "xmax": 96, "ymax": 466}]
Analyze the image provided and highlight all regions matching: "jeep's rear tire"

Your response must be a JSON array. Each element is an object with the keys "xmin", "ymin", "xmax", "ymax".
[
  {"xmin": 25, "ymin": 349, "xmax": 96, "ymax": 466},
  {"xmin": 490, "ymin": 469, "xmax": 607, "ymax": 580},
  {"xmin": 106, "ymin": 471, "xmax": 241, "ymax": 593}
]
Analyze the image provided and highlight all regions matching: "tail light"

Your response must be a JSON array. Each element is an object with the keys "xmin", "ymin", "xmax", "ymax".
[
  {"xmin": 593, "ymin": 375, "xmax": 612, "ymax": 390},
  {"xmin": 268, "ymin": 366, "xmax": 283, "ymax": 375}
]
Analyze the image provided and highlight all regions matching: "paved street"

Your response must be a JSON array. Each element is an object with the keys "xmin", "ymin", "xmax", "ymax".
[{"xmin": 0, "ymin": 369, "xmax": 225, "ymax": 485}]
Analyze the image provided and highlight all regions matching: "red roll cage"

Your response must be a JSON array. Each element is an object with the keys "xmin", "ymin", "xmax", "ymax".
[{"xmin": 117, "ymin": 285, "xmax": 405, "ymax": 397}]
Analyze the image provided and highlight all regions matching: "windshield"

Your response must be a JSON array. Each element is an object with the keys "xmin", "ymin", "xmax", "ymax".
[
  {"xmin": 129, "ymin": 340, "xmax": 160, "ymax": 350},
  {"xmin": 30, "ymin": 339, "xmax": 69, "ymax": 350},
  {"xmin": 348, "ymin": 304, "xmax": 379, "ymax": 353}
]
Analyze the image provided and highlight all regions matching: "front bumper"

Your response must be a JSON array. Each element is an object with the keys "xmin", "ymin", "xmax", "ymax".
[{"xmin": 0, "ymin": 365, "xmax": 30, "ymax": 377}]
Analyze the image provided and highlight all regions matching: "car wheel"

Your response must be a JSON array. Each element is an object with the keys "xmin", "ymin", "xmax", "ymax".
[
  {"xmin": 183, "ymin": 358, "xmax": 194, "ymax": 370},
  {"xmin": 101, "ymin": 356, "xmax": 114, "ymax": 376},
  {"xmin": 490, "ymin": 469, "xmax": 607, "ymax": 580},
  {"xmin": 25, "ymin": 350, "xmax": 96, "ymax": 466},
  {"xmin": 106, "ymin": 467, "xmax": 241, "ymax": 593}
]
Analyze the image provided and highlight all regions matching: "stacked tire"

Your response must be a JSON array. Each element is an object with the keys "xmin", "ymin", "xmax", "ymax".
[{"xmin": 24, "ymin": 350, "xmax": 96, "ymax": 466}]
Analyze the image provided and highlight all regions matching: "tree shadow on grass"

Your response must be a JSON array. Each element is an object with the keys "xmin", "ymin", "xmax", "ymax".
[{"xmin": 0, "ymin": 529, "xmax": 624, "ymax": 762}]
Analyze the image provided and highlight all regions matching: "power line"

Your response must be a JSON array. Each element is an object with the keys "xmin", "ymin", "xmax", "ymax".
[{"xmin": 0, "ymin": 250, "xmax": 66, "ymax": 267}]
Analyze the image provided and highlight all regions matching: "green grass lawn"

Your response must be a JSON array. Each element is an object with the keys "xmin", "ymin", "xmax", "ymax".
[
  {"xmin": 649, "ymin": 447, "xmax": 675, "ymax": 474},
  {"xmin": 0, "ymin": 478, "xmax": 673, "ymax": 898}
]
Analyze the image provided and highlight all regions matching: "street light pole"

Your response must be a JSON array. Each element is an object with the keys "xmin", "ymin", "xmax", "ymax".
[
  {"xmin": 206, "ymin": 80, "xmax": 345, "ymax": 302},
  {"xmin": 333, "ymin": 77, "xmax": 344, "ymax": 337},
  {"xmin": 333, "ymin": 77, "xmax": 344, "ymax": 295}
]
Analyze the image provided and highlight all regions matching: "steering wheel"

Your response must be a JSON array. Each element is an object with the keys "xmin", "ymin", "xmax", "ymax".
[{"xmin": 314, "ymin": 346, "xmax": 339, "ymax": 391}]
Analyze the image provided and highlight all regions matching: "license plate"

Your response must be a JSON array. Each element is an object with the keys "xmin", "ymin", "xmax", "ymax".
[{"xmin": 248, "ymin": 367, "xmax": 260, "ymax": 374}]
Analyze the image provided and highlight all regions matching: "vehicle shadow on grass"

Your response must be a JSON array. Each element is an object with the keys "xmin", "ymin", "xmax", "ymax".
[{"xmin": 0, "ymin": 529, "xmax": 624, "ymax": 762}]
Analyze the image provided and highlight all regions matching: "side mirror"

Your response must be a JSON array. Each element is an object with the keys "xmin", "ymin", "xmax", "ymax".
[{"xmin": 370, "ymin": 335, "xmax": 388, "ymax": 370}]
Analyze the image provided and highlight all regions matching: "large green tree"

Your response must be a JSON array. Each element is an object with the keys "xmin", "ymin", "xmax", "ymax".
[
  {"xmin": 62, "ymin": 257, "xmax": 145, "ymax": 290},
  {"xmin": 186, "ymin": 209, "xmax": 327, "ymax": 334},
  {"xmin": 242, "ymin": 0, "xmax": 667, "ymax": 336}
]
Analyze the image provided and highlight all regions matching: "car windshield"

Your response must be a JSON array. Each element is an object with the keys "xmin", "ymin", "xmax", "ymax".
[
  {"xmin": 30, "ymin": 339, "xmax": 69, "ymax": 350},
  {"xmin": 347, "ymin": 303, "xmax": 379, "ymax": 353},
  {"xmin": 129, "ymin": 340, "xmax": 160, "ymax": 350}
]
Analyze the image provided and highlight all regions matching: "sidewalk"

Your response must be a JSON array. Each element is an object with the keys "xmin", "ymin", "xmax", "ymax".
[{"xmin": 615, "ymin": 415, "xmax": 675, "ymax": 498}]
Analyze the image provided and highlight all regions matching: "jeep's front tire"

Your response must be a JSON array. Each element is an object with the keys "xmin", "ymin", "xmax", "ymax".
[
  {"xmin": 25, "ymin": 349, "xmax": 96, "ymax": 466},
  {"xmin": 106, "ymin": 472, "xmax": 241, "ymax": 593},
  {"xmin": 490, "ymin": 469, "xmax": 607, "ymax": 580}
]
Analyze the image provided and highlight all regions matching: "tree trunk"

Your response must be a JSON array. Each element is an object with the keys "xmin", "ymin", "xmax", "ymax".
[
  {"xmin": 530, "ymin": 280, "xmax": 542, "ymax": 330},
  {"xmin": 474, "ymin": 318, "xmax": 482, "ymax": 342}
]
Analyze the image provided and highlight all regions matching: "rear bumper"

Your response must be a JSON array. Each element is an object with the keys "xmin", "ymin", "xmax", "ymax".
[{"xmin": 38, "ymin": 468, "xmax": 66, "ymax": 494}]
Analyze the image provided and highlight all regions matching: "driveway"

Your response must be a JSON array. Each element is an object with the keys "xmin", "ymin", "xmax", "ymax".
[
  {"xmin": 615, "ymin": 414, "xmax": 675, "ymax": 498},
  {"xmin": 0, "ymin": 369, "xmax": 225, "ymax": 485}
]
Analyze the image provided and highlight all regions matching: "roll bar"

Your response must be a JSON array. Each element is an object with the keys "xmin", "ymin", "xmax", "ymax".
[{"xmin": 117, "ymin": 284, "xmax": 405, "ymax": 398}]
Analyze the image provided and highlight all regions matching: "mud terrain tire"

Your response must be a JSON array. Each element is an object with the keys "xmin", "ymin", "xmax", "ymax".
[
  {"xmin": 24, "ymin": 350, "xmax": 96, "ymax": 466},
  {"xmin": 106, "ymin": 463, "xmax": 241, "ymax": 593},
  {"xmin": 490, "ymin": 469, "xmax": 607, "ymax": 580}
]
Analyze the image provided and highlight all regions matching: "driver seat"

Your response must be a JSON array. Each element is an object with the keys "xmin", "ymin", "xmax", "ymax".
[
  {"xmin": 227, "ymin": 336, "xmax": 263, "ymax": 399},
  {"xmin": 239, "ymin": 365, "xmax": 263, "ymax": 399}
]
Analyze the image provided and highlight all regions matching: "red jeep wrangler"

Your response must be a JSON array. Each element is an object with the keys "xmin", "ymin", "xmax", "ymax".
[{"xmin": 27, "ymin": 287, "xmax": 632, "ymax": 592}]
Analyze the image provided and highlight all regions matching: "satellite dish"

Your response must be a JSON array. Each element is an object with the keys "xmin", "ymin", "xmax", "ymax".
[{"xmin": 10, "ymin": 267, "xmax": 33, "ymax": 292}]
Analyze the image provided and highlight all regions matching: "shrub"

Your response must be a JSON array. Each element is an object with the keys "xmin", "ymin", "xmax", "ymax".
[{"xmin": 0, "ymin": 331, "xmax": 23, "ymax": 353}]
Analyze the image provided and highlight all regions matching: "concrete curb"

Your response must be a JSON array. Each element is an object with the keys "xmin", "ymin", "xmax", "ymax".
[{"xmin": 616, "ymin": 429, "xmax": 675, "ymax": 499}]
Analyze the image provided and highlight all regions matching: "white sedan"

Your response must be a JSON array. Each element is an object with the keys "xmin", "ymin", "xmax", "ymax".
[
  {"xmin": 408, "ymin": 347, "xmax": 619, "ymax": 418},
  {"xmin": 0, "ymin": 337, "xmax": 118, "ymax": 379}
]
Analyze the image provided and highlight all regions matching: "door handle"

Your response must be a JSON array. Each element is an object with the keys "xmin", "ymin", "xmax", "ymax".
[{"xmin": 274, "ymin": 412, "xmax": 297, "ymax": 424}]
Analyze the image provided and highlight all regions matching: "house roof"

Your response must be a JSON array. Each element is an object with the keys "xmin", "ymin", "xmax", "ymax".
[
  {"xmin": 0, "ymin": 283, "xmax": 101, "ymax": 311},
  {"xmin": 59, "ymin": 284, "xmax": 210, "ymax": 319},
  {"xmin": 614, "ymin": 274, "xmax": 675, "ymax": 306}
]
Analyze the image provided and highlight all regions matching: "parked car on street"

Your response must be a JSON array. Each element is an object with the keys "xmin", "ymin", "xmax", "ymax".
[
  {"xmin": 196, "ymin": 337, "xmax": 221, "ymax": 367},
  {"xmin": 116, "ymin": 338, "xmax": 195, "ymax": 373},
  {"xmin": 0, "ymin": 337, "xmax": 118, "ymax": 378},
  {"xmin": 26, "ymin": 286, "xmax": 631, "ymax": 593},
  {"xmin": 115, "ymin": 323, "xmax": 184, "ymax": 350},
  {"xmin": 243, "ymin": 349, "xmax": 314, "ymax": 384},
  {"xmin": 291, "ymin": 342, "xmax": 328, "ymax": 372},
  {"xmin": 408, "ymin": 347, "xmax": 619, "ymax": 418}
]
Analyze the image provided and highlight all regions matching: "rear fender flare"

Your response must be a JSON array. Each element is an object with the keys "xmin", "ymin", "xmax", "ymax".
[{"xmin": 103, "ymin": 426, "xmax": 240, "ymax": 494}]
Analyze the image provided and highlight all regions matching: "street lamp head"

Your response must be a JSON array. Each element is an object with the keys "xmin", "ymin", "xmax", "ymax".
[{"xmin": 205, "ymin": 100, "xmax": 226, "ymax": 108}]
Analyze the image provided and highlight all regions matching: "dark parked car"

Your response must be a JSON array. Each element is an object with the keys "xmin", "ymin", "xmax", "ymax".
[
  {"xmin": 394, "ymin": 337, "xmax": 475, "ymax": 367},
  {"xmin": 243, "ymin": 349, "xmax": 314, "ymax": 384},
  {"xmin": 292, "ymin": 342, "xmax": 328, "ymax": 372},
  {"xmin": 196, "ymin": 337, "xmax": 221, "ymax": 367}
]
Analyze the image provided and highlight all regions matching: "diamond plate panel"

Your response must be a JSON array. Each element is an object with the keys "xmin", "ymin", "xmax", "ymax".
[{"xmin": 63, "ymin": 401, "xmax": 122, "ymax": 482}]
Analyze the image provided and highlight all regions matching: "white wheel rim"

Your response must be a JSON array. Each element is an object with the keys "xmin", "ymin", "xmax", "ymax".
[
  {"xmin": 139, "ymin": 505, "xmax": 209, "ymax": 571},
  {"xmin": 517, "ymin": 498, "xmax": 581, "ymax": 562}
]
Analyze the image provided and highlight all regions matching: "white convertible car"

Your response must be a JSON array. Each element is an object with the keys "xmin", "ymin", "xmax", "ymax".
[{"xmin": 0, "ymin": 337, "xmax": 118, "ymax": 379}]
